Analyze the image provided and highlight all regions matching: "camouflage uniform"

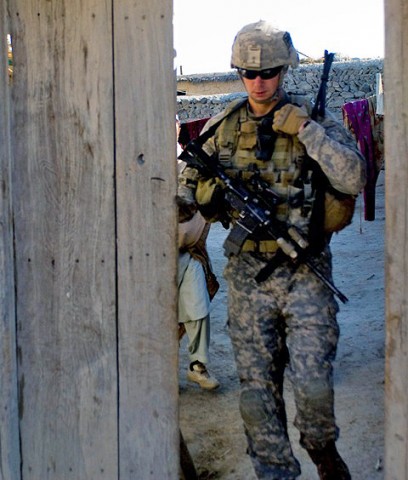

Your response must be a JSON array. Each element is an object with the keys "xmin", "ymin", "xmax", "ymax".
[
  {"xmin": 178, "ymin": 20, "xmax": 366, "ymax": 480},
  {"xmin": 224, "ymin": 250, "xmax": 339, "ymax": 479}
]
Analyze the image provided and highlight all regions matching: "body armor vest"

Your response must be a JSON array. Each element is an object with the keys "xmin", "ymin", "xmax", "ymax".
[{"xmin": 213, "ymin": 97, "xmax": 316, "ymax": 238}]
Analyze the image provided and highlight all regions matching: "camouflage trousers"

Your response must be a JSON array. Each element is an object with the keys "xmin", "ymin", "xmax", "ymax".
[{"xmin": 223, "ymin": 248, "xmax": 341, "ymax": 480}]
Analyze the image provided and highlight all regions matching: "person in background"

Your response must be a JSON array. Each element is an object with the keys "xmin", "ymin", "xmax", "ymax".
[
  {"xmin": 177, "ymin": 117, "xmax": 220, "ymax": 390},
  {"xmin": 177, "ymin": 21, "xmax": 366, "ymax": 479}
]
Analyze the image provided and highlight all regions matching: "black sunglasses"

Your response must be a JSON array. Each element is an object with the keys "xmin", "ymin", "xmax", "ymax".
[{"xmin": 237, "ymin": 66, "xmax": 283, "ymax": 80}]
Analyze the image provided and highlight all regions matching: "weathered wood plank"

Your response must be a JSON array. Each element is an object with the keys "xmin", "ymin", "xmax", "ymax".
[
  {"xmin": 113, "ymin": 0, "xmax": 179, "ymax": 478},
  {"xmin": 9, "ymin": 1, "xmax": 118, "ymax": 477},
  {"xmin": 0, "ymin": 5, "xmax": 20, "ymax": 479},
  {"xmin": 384, "ymin": 1, "xmax": 408, "ymax": 478}
]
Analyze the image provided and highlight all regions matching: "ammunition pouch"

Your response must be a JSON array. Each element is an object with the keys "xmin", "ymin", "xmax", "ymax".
[
  {"xmin": 324, "ymin": 189, "xmax": 356, "ymax": 233},
  {"xmin": 308, "ymin": 158, "xmax": 357, "ymax": 236}
]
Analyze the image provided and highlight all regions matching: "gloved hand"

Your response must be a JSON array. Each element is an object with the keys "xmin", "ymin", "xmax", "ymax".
[
  {"xmin": 272, "ymin": 104, "xmax": 310, "ymax": 135},
  {"xmin": 195, "ymin": 177, "xmax": 226, "ymax": 221},
  {"xmin": 196, "ymin": 177, "xmax": 224, "ymax": 205}
]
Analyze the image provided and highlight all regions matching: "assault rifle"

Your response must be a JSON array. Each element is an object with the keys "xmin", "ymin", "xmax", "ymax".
[{"xmin": 178, "ymin": 140, "xmax": 348, "ymax": 304}]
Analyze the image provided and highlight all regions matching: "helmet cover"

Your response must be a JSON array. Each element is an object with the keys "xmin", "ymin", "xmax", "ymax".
[{"xmin": 231, "ymin": 20, "xmax": 299, "ymax": 70}]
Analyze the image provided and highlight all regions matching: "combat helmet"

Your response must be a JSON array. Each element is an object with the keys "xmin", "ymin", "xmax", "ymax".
[{"xmin": 231, "ymin": 20, "xmax": 299, "ymax": 70}]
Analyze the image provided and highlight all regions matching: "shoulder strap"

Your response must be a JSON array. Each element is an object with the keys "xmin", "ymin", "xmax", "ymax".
[{"xmin": 193, "ymin": 97, "xmax": 248, "ymax": 147}]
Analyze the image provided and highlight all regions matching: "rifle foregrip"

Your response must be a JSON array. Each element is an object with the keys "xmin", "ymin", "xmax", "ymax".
[{"xmin": 276, "ymin": 238, "xmax": 298, "ymax": 260}]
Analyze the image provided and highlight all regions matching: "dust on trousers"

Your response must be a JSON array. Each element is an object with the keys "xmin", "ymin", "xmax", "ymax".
[{"xmin": 224, "ymin": 248, "xmax": 340, "ymax": 479}]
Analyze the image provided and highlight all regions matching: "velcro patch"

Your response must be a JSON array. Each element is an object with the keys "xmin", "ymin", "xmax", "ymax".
[{"xmin": 246, "ymin": 45, "xmax": 261, "ymax": 68}]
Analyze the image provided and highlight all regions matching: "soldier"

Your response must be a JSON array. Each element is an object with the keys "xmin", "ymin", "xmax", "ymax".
[{"xmin": 177, "ymin": 20, "xmax": 366, "ymax": 480}]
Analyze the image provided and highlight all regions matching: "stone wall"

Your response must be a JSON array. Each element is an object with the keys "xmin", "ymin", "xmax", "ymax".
[{"xmin": 177, "ymin": 59, "xmax": 383, "ymax": 122}]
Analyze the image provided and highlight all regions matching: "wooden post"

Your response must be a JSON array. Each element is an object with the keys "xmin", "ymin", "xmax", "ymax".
[
  {"xmin": 6, "ymin": 0, "xmax": 178, "ymax": 477},
  {"xmin": 9, "ymin": 1, "xmax": 119, "ymax": 477},
  {"xmin": 384, "ymin": 1, "xmax": 408, "ymax": 478},
  {"xmin": 0, "ymin": 5, "xmax": 21, "ymax": 479},
  {"xmin": 113, "ymin": 1, "xmax": 179, "ymax": 478}
]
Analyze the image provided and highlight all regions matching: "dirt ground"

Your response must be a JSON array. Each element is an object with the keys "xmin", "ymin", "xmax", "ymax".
[{"xmin": 179, "ymin": 171, "xmax": 385, "ymax": 480}]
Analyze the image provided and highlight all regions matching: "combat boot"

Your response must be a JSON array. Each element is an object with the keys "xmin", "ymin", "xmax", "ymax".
[
  {"xmin": 187, "ymin": 361, "xmax": 220, "ymax": 390},
  {"xmin": 306, "ymin": 441, "xmax": 351, "ymax": 480}
]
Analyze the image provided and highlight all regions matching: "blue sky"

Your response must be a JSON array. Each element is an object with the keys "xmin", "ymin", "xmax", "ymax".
[{"xmin": 173, "ymin": 0, "xmax": 384, "ymax": 74}]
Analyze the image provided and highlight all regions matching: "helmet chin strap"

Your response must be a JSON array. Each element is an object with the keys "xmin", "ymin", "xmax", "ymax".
[
  {"xmin": 271, "ymin": 86, "xmax": 282, "ymax": 102},
  {"xmin": 270, "ymin": 69, "xmax": 287, "ymax": 101},
  {"xmin": 278, "ymin": 68, "xmax": 287, "ymax": 87},
  {"xmin": 255, "ymin": 69, "xmax": 285, "ymax": 103}
]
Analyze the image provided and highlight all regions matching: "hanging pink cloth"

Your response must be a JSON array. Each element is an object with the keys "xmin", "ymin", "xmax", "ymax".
[{"xmin": 342, "ymin": 98, "xmax": 384, "ymax": 221}]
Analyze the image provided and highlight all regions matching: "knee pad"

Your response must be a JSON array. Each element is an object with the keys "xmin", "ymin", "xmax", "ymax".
[
  {"xmin": 239, "ymin": 389, "xmax": 271, "ymax": 426},
  {"xmin": 302, "ymin": 377, "xmax": 332, "ymax": 405}
]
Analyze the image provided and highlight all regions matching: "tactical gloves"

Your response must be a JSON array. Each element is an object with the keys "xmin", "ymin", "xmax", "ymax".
[
  {"xmin": 195, "ymin": 177, "xmax": 227, "ymax": 222},
  {"xmin": 273, "ymin": 104, "xmax": 310, "ymax": 135}
]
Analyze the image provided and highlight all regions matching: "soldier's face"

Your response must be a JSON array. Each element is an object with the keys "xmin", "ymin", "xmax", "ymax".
[{"xmin": 241, "ymin": 73, "xmax": 281, "ymax": 105}]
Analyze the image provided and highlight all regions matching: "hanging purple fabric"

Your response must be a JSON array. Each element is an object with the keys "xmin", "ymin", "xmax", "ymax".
[{"xmin": 342, "ymin": 99, "xmax": 378, "ymax": 221}]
